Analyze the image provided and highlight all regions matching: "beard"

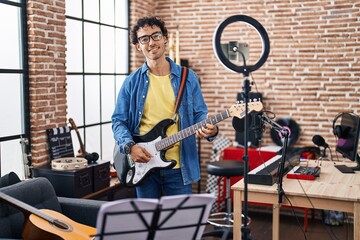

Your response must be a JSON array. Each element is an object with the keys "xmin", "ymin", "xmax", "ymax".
[{"xmin": 145, "ymin": 44, "xmax": 166, "ymax": 61}]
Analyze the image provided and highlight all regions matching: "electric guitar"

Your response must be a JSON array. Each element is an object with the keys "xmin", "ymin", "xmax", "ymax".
[
  {"xmin": 0, "ymin": 191, "xmax": 95, "ymax": 240},
  {"xmin": 114, "ymin": 101, "xmax": 263, "ymax": 187}
]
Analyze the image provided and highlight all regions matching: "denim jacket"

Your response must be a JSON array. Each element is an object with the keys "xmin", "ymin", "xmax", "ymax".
[{"xmin": 112, "ymin": 57, "xmax": 216, "ymax": 185}]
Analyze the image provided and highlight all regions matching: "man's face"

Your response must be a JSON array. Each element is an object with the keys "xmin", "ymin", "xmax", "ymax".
[{"xmin": 136, "ymin": 25, "xmax": 167, "ymax": 61}]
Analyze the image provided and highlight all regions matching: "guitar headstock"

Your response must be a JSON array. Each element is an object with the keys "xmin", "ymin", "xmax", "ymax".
[{"xmin": 229, "ymin": 99, "xmax": 263, "ymax": 119}]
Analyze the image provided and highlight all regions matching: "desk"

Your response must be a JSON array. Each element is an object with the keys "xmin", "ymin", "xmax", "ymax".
[
  {"xmin": 82, "ymin": 177, "xmax": 121, "ymax": 200},
  {"xmin": 232, "ymin": 161, "xmax": 360, "ymax": 240}
]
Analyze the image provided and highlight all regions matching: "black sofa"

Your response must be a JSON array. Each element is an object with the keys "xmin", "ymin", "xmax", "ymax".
[{"xmin": 0, "ymin": 173, "xmax": 105, "ymax": 239}]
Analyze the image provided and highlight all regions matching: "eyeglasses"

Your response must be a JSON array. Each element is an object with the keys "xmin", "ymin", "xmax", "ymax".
[{"xmin": 137, "ymin": 31, "xmax": 163, "ymax": 45}]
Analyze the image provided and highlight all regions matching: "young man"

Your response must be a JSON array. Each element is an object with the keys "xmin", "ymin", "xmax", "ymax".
[{"xmin": 112, "ymin": 16, "xmax": 218, "ymax": 198}]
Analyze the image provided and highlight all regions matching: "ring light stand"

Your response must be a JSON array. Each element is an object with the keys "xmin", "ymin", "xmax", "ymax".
[{"xmin": 213, "ymin": 15, "xmax": 270, "ymax": 240}]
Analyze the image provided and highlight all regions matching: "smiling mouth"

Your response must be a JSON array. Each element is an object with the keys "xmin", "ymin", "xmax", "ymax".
[{"xmin": 148, "ymin": 47, "xmax": 159, "ymax": 53}]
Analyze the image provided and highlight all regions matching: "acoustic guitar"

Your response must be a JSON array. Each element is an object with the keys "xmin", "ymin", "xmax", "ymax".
[
  {"xmin": 69, "ymin": 118, "xmax": 99, "ymax": 163},
  {"xmin": 68, "ymin": 118, "xmax": 87, "ymax": 157},
  {"xmin": 0, "ymin": 191, "xmax": 95, "ymax": 240}
]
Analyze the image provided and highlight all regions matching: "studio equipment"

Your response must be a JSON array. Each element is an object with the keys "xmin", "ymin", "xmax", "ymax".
[{"xmin": 213, "ymin": 14, "xmax": 270, "ymax": 240}]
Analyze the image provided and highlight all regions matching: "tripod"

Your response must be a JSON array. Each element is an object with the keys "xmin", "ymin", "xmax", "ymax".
[{"xmin": 212, "ymin": 14, "xmax": 270, "ymax": 240}]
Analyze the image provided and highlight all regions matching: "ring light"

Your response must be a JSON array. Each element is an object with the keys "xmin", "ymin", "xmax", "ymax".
[{"xmin": 213, "ymin": 15, "xmax": 270, "ymax": 76}]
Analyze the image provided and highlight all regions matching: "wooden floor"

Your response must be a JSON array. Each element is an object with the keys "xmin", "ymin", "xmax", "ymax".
[
  {"xmin": 107, "ymin": 186, "xmax": 353, "ymax": 240},
  {"xmin": 203, "ymin": 206, "xmax": 353, "ymax": 240}
]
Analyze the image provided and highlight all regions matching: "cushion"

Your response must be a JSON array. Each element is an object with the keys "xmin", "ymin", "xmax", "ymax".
[
  {"xmin": 0, "ymin": 172, "xmax": 21, "ymax": 188},
  {"xmin": 0, "ymin": 178, "xmax": 61, "ymax": 239}
]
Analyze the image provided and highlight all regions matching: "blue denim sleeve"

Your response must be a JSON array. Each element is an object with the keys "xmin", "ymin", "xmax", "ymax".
[
  {"xmin": 111, "ymin": 78, "xmax": 135, "ymax": 153},
  {"xmin": 189, "ymin": 70, "xmax": 207, "ymax": 122}
]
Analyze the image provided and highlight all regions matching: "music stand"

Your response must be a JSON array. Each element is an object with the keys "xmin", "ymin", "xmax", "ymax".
[{"xmin": 94, "ymin": 194, "xmax": 215, "ymax": 240}]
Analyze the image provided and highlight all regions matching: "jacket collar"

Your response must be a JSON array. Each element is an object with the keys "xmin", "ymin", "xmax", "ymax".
[{"xmin": 140, "ymin": 57, "xmax": 181, "ymax": 78}]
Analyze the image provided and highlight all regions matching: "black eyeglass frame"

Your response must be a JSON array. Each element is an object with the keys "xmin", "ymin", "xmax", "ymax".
[{"xmin": 137, "ymin": 31, "xmax": 163, "ymax": 44}]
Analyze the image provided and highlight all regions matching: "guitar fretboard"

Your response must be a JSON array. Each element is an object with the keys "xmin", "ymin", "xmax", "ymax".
[
  {"xmin": 155, "ymin": 110, "xmax": 231, "ymax": 151},
  {"xmin": 0, "ymin": 191, "xmax": 55, "ymax": 224}
]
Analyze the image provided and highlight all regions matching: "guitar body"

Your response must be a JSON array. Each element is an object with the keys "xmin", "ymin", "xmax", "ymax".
[
  {"xmin": 22, "ymin": 209, "xmax": 95, "ymax": 240},
  {"xmin": 114, "ymin": 119, "xmax": 177, "ymax": 187}
]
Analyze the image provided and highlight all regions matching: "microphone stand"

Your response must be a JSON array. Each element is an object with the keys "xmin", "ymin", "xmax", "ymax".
[
  {"xmin": 240, "ymin": 75, "xmax": 252, "ymax": 240},
  {"xmin": 317, "ymin": 146, "xmax": 327, "ymax": 166},
  {"xmin": 260, "ymin": 113, "xmax": 289, "ymax": 204}
]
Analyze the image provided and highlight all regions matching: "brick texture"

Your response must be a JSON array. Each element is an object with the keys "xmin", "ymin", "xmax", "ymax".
[{"xmin": 27, "ymin": 0, "xmax": 67, "ymax": 166}]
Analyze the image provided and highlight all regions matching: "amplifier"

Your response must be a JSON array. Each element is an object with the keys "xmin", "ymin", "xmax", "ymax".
[
  {"xmin": 89, "ymin": 160, "xmax": 110, "ymax": 192},
  {"xmin": 32, "ymin": 160, "xmax": 110, "ymax": 198}
]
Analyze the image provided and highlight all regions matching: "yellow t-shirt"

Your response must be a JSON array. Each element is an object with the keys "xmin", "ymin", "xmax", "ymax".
[{"xmin": 139, "ymin": 72, "xmax": 180, "ymax": 168}]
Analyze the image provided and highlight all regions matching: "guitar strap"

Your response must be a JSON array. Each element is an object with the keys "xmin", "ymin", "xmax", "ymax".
[{"xmin": 173, "ymin": 66, "xmax": 188, "ymax": 120}]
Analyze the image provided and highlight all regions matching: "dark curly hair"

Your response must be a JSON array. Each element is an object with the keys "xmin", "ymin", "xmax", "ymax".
[{"xmin": 130, "ymin": 16, "xmax": 168, "ymax": 45}]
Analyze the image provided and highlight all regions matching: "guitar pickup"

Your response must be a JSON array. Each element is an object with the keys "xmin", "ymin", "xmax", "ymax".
[{"xmin": 127, "ymin": 155, "xmax": 135, "ymax": 167}]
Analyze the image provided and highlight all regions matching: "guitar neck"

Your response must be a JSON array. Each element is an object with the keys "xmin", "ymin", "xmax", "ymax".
[
  {"xmin": 156, "ymin": 109, "xmax": 231, "ymax": 151},
  {"xmin": 0, "ymin": 192, "xmax": 55, "ymax": 224},
  {"xmin": 69, "ymin": 118, "xmax": 86, "ymax": 155},
  {"xmin": 75, "ymin": 130, "xmax": 86, "ymax": 155}
]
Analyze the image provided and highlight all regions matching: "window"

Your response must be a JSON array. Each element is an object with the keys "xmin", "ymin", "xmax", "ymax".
[
  {"xmin": 0, "ymin": 0, "xmax": 29, "ymax": 178},
  {"xmin": 65, "ymin": 0, "xmax": 129, "ymax": 161}
]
